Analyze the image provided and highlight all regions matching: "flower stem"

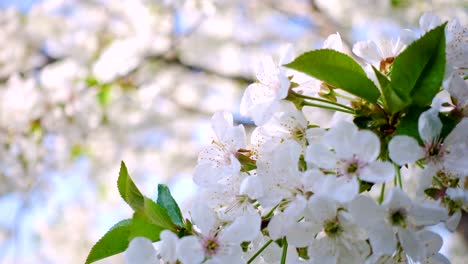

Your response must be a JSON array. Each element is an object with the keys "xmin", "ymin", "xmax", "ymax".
[
  {"xmin": 281, "ymin": 237, "xmax": 288, "ymax": 264},
  {"xmin": 301, "ymin": 101, "xmax": 355, "ymax": 114},
  {"xmin": 331, "ymin": 90, "xmax": 357, "ymax": 102},
  {"xmin": 378, "ymin": 183, "xmax": 385, "ymax": 204},
  {"xmin": 247, "ymin": 239, "xmax": 273, "ymax": 264},
  {"xmin": 294, "ymin": 92, "xmax": 355, "ymax": 112},
  {"xmin": 394, "ymin": 163, "xmax": 402, "ymax": 189}
]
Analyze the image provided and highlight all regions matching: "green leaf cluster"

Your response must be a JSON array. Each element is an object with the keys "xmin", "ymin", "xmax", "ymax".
[
  {"xmin": 285, "ymin": 23, "xmax": 447, "ymax": 142},
  {"xmin": 85, "ymin": 161, "xmax": 185, "ymax": 264}
]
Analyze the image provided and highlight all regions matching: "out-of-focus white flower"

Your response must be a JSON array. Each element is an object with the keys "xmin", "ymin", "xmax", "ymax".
[
  {"xmin": 0, "ymin": 74, "xmax": 43, "ymax": 132},
  {"xmin": 93, "ymin": 38, "xmax": 148, "ymax": 83}
]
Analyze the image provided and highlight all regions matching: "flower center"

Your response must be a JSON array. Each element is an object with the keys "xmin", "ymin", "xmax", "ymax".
[
  {"xmin": 379, "ymin": 57, "xmax": 395, "ymax": 74},
  {"xmin": 389, "ymin": 208, "xmax": 407, "ymax": 227},
  {"xmin": 347, "ymin": 163, "xmax": 358, "ymax": 174},
  {"xmin": 292, "ymin": 128, "xmax": 306, "ymax": 142},
  {"xmin": 424, "ymin": 141, "xmax": 446, "ymax": 163},
  {"xmin": 324, "ymin": 219, "xmax": 342, "ymax": 236},
  {"xmin": 203, "ymin": 237, "xmax": 220, "ymax": 256}
]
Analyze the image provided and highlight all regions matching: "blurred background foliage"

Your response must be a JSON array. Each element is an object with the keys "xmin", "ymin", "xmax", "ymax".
[{"xmin": 0, "ymin": 0, "xmax": 466, "ymax": 263}]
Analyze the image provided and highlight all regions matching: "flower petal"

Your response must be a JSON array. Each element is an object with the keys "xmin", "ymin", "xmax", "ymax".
[
  {"xmin": 220, "ymin": 213, "xmax": 261, "ymax": 243},
  {"xmin": 398, "ymin": 228, "xmax": 425, "ymax": 262},
  {"xmin": 286, "ymin": 221, "xmax": 320, "ymax": 247},
  {"xmin": 307, "ymin": 195, "xmax": 337, "ymax": 224},
  {"xmin": 359, "ymin": 160, "xmax": 394, "ymax": 183},
  {"xmin": 446, "ymin": 210, "xmax": 462, "ymax": 231},
  {"xmin": 177, "ymin": 236, "xmax": 204, "ymax": 264},
  {"xmin": 323, "ymin": 33, "xmax": 343, "ymax": 52},
  {"xmin": 353, "ymin": 130, "xmax": 381, "ymax": 162},
  {"xmin": 388, "ymin": 135, "xmax": 425, "ymax": 165},
  {"xmin": 305, "ymin": 142, "xmax": 337, "ymax": 169},
  {"xmin": 368, "ymin": 224, "xmax": 397, "ymax": 256},
  {"xmin": 348, "ymin": 195, "xmax": 385, "ymax": 227},
  {"xmin": 411, "ymin": 204, "xmax": 447, "ymax": 226},
  {"xmin": 352, "ymin": 40, "xmax": 382, "ymax": 65},
  {"xmin": 159, "ymin": 230, "xmax": 179, "ymax": 263},
  {"xmin": 239, "ymin": 176, "xmax": 264, "ymax": 199},
  {"xmin": 418, "ymin": 229, "xmax": 443, "ymax": 255},
  {"xmin": 190, "ymin": 203, "xmax": 217, "ymax": 235},
  {"xmin": 418, "ymin": 109, "xmax": 442, "ymax": 143},
  {"xmin": 125, "ymin": 237, "xmax": 158, "ymax": 264}
]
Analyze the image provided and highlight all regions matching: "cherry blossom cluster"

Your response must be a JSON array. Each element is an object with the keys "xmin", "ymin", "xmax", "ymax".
[{"xmin": 115, "ymin": 12, "xmax": 468, "ymax": 264}]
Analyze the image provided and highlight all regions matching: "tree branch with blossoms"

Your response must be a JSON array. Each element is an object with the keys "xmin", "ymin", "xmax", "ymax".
[{"xmin": 86, "ymin": 12, "xmax": 467, "ymax": 264}]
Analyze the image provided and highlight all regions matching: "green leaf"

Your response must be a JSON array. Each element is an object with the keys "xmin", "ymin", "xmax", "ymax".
[
  {"xmin": 157, "ymin": 184, "xmax": 184, "ymax": 227},
  {"xmin": 285, "ymin": 49, "xmax": 380, "ymax": 103},
  {"xmin": 130, "ymin": 211, "xmax": 165, "ymax": 241},
  {"xmin": 86, "ymin": 215, "xmax": 166, "ymax": 264},
  {"xmin": 142, "ymin": 197, "xmax": 176, "ymax": 230},
  {"xmin": 117, "ymin": 161, "xmax": 145, "ymax": 211},
  {"xmin": 372, "ymin": 66, "xmax": 408, "ymax": 114},
  {"xmin": 85, "ymin": 219, "xmax": 133, "ymax": 264},
  {"xmin": 394, "ymin": 106, "xmax": 429, "ymax": 144},
  {"xmin": 97, "ymin": 84, "xmax": 112, "ymax": 107},
  {"xmin": 390, "ymin": 23, "xmax": 446, "ymax": 107},
  {"xmin": 438, "ymin": 113, "xmax": 459, "ymax": 139}
]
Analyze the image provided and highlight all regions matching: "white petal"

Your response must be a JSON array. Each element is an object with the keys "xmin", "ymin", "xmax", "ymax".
[
  {"xmin": 446, "ymin": 210, "xmax": 462, "ymax": 231},
  {"xmin": 211, "ymin": 111, "xmax": 233, "ymax": 141},
  {"xmin": 388, "ymin": 136, "xmax": 425, "ymax": 165},
  {"xmin": 446, "ymin": 73, "xmax": 468, "ymax": 103},
  {"xmin": 220, "ymin": 213, "xmax": 261, "ymax": 243},
  {"xmin": 324, "ymin": 121, "xmax": 358, "ymax": 159},
  {"xmin": 256, "ymin": 56, "xmax": 279, "ymax": 87},
  {"xmin": 177, "ymin": 236, "xmax": 204, "ymax": 264},
  {"xmin": 348, "ymin": 195, "xmax": 385, "ymax": 227},
  {"xmin": 323, "ymin": 33, "xmax": 343, "ymax": 52},
  {"xmin": 367, "ymin": 224, "xmax": 397, "ymax": 256},
  {"xmin": 190, "ymin": 203, "xmax": 217, "ymax": 235},
  {"xmin": 240, "ymin": 176, "xmax": 264, "ymax": 199},
  {"xmin": 305, "ymin": 142, "xmax": 337, "ymax": 169},
  {"xmin": 398, "ymin": 228, "xmax": 425, "ymax": 262},
  {"xmin": 125, "ymin": 237, "xmax": 158, "ymax": 264},
  {"xmin": 286, "ymin": 221, "xmax": 320, "ymax": 247},
  {"xmin": 267, "ymin": 213, "xmax": 292, "ymax": 240},
  {"xmin": 279, "ymin": 43, "xmax": 295, "ymax": 66},
  {"xmin": 193, "ymin": 163, "xmax": 220, "ymax": 187},
  {"xmin": 353, "ymin": 130, "xmax": 380, "ymax": 162},
  {"xmin": 359, "ymin": 161, "xmax": 394, "ymax": 183},
  {"xmin": 444, "ymin": 118, "xmax": 468, "ymax": 174},
  {"xmin": 159, "ymin": 230, "xmax": 179, "ymax": 263},
  {"xmin": 418, "ymin": 229, "xmax": 443, "ymax": 255},
  {"xmin": 308, "ymin": 238, "xmax": 338, "ymax": 264},
  {"xmin": 382, "ymin": 188, "xmax": 411, "ymax": 212},
  {"xmin": 430, "ymin": 253, "xmax": 451, "ymax": 264},
  {"xmin": 411, "ymin": 204, "xmax": 447, "ymax": 226},
  {"xmin": 307, "ymin": 195, "xmax": 337, "ymax": 224},
  {"xmin": 352, "ymin": 40, "xmax": 382, "ymax": 65},
  {"xmin": 316, "ymin": 176, "xmax": 359, "ymax": 203},
  {"xmin": 418, "ymin": 109, "xmax": 442, "ymax": 143},
  {"xmin": 240, "ymin": 83, "xmax": 277, "ymax": 125},
  {"xmin": 284, "ymin": 196, "xmax": 307, "ymax": 219},
  {"xmin": 419, "ymin": 12, "xmax": 442, "ymax": 32}
]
